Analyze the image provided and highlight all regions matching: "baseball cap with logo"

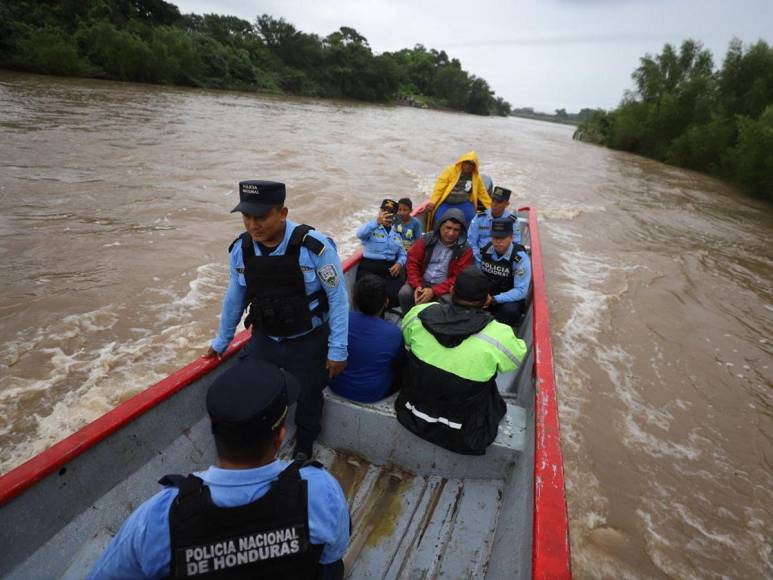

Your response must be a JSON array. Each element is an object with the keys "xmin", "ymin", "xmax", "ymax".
[
  {"xmin": 491, "ymin": 218, "xmax": 515, "ymax": 239},
  {"xmin": 380, "ymin": 198, "xmax": 398, "ymax": 215},
  {"xmin": 231, "ymin": 180, "xmax": 286, "ymax": 217}
]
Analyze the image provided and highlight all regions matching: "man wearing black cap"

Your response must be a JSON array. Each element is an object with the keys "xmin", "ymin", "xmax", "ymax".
[
  {"xmin": 88, "ymin": 358, "xmax": 350, "ymax": 579},
  {"xmin": 206, "ymin": 180, "xmax": 349, "ymax": 461},
  {"xmin": 477, "ymin": 218, "xmax": 532, "ymax": 328},
  {"xmin": 396, "ymin": 267, "xmax": 526, "ymax": 455},
  {"xmin": 355, "ymin": 198, "xmax": 407, "ymax": 307},
  {"xmin": 467, "ymin": 185, "xmax": 522, "ymax": 263}
]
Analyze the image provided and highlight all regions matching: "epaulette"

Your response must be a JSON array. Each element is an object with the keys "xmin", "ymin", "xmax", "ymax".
[
  {"xmin": 228, "ymin": 232, "xmax": 247, "ymax": 253},
  {"xmin": 301, "ymin": 234, "xmax": 326, "ymax": 256}
]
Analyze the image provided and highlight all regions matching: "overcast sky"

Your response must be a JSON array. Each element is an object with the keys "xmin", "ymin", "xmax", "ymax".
[{"xmin": 172, "ymin": 0, "xmax": 772, "ymax": 112}]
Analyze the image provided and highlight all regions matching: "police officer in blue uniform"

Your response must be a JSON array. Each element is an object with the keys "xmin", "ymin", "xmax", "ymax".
[
  {"xmin": 206, "ymin": 180, "xmax": 348, "ymax": 460},
  {"xmin": 467, "ymin": 186, "xmax": 522, "ymax": 263},
  {"xmin": 477, "ymin": 218, "xmax": 532, "ymax": 327},
  {"xmin": 88, "ymin": 358, "xmax": 350, "ymax": 579},
  {"xmin": 355, "ymin": 198, "xmax": 407, "ymax": 307}
]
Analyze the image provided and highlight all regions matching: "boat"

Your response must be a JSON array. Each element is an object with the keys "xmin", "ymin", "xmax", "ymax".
[{"xmin": 0, "ymin": 202, "xmax": 571, "ymax": 578}]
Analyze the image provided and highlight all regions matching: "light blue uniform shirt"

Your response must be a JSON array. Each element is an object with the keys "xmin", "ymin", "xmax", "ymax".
[
  {"xmin": 356, "ymin": 220, "xmax": 407, "ymax": 266},
  {"xmin": 468, "ymin": 210, "xmax": 522, "ymax": 262},
  {"xmin": 87, "ymin": 460, "xmax": 350, "ymax": 579},
  {"xmin": 477, "ymin": 243, "xmax": 532, "ymax": 304},
  {"xmin": 212, "ymin": 220, "xmax": 349, "ymax": 361}
]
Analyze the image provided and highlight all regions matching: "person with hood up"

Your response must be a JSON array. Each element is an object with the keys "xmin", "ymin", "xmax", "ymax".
[
  {"xmin": 426, "ymin": 151, "xmax": 492, "ymax": 229},
  {"xmin": 397, "ymin": 208, "xmax": 474, "ymax": 315},
  {"xmin": 396, "ymin": 267, "xmax": 527, "ymax": 455}
]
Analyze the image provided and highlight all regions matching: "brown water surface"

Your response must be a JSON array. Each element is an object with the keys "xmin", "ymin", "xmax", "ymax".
[{"xmin": 1, "ymin": 72, "xmax": 771, "ymax": 578}]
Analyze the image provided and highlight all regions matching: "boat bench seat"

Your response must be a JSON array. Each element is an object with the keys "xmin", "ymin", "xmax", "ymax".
[{"xmin": 320, "ymin": 390, "xmax": 528, "ymax": 480}]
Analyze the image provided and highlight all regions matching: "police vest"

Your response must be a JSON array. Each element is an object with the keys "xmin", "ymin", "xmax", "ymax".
[
  {"xmin": 230, "ymin": 225, "xmax": 328, "ymax": 337},
  {"xmin": 479, "ymin": 243, "xmax": 525, "ymax": 296},
  {"xmin": 161, "ymin": 460, "xmax": 324, "ymax": 579}
]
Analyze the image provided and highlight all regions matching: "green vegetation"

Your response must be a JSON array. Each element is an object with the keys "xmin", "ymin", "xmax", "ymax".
[
  {"xmin": 0, "ymin": 0, "xmax": 513, "ymax": 116},
  {"xmin": 575, "ymin": 39, "xmax": 773, "ymax": 200},
  {"xmin": 511, "ymin": 107, "xmax": 600, "ymax": 126}
]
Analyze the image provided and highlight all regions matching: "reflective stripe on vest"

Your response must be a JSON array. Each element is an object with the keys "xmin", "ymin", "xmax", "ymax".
[
  {"xmin": 404, "ymin": 401, "xmax": 463, "ymax": 429},
  {"xmin": 470, "ymin": 332, "xmax": 521, "ymax": 367}
]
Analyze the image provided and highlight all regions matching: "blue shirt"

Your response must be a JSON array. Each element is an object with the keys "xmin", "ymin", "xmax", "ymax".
[
  {"xmin": 356, "ymin": 220, "xmax": 407, "ymax": 266},
  {"xmin": 88, "ymin": 460, "xmax": 350, "ymax": 579},
  {"xmin": 476, "ymin": 244, "xmax": 531, "ymax": 304},
  {"xmin": 329, "ymin": 312, "xmax": 404, "ymax": 402},
  {"xmin": 212, "ymin": 220, "xmax": 349, "ymax": 361},
  {"xmin": 394, "ymin": 217, "xmax": 424, "ymax": 250},
  {"xmin": 468, "ymin": 209, "xmax": 522, "ymax": 262}
]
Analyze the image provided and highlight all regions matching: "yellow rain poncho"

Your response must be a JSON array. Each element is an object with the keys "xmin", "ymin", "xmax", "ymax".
[{"xmin": 427, "ymin": 151, "xmax": 492, "ymax": 228}]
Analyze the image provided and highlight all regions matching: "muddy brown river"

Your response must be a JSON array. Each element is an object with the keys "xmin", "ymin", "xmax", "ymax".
[{"xmin": 1, "ymin": 71, "xmax": 771, "ymax": 578}]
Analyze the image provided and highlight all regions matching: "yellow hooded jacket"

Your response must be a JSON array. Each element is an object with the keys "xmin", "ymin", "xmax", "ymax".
[{"xmin": 427, "ymin": 151, "xmax": 492, "ymax": 228}]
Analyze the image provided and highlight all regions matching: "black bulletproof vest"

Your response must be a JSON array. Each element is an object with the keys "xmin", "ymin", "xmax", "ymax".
[
  {"xmin": 233, "ymin": 224, "xmax": 328, "ymax": 337},
  {"xmin": 161, "ymin": 460, "xmax": 325, "ymax": 579},
  {"xmin": 479, "ymin": 243, "xmax": 524, "ymax": 295}
]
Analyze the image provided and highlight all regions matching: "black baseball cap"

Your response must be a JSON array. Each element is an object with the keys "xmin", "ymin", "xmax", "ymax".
[
  {"xmin": 491, "ymin": 186, "xmax": 512, "ymax": 202},
  {"xmin": 231, "ymin": 180, "xmax": 286, "ymax": 217},
  {"xmin": 381, "ymin": 198, "xmax": 398, "ymax": 214},
  {"xmin": 454, "ymin": 266, "xmax": 490, "ymax": 302},
  {"xmin": 207, "ymin": 358, "xmax": 300, "ymax": 439},
  {"xmin": 491, "ymin": 218, "xmax": 514, "ymax": 239}
]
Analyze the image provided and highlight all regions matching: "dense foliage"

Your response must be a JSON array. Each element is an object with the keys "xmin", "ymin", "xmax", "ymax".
[
  {"xmin": 574, "ymin": 39, "xmax": 773, "ymax": 200},
  {"xmin": 0, "ymin": 0, "xmax": 512, "ymax": 116}
]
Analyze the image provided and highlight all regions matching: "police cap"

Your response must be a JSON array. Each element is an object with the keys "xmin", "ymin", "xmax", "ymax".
[
  {"xmin": 491, "ymin": 186, "xmax": 512, "ymax": 202},
  {"xmin": 231, "ymin": 180, "xmax": 286, "ymax": 217},
  {"xmin": 454, "ymin": 266, "xmax": 490, "ymax": 302},
  {"xmin": 491, "ymin": 218, "xmax": 514, "ymax": 239},
  {"xmin": 380, "ymin": 198, "xmax": 398, "ymax": 215},
  {"xmin": 206, "ymin": 358, "xmax": 300, "ymax": 438}
]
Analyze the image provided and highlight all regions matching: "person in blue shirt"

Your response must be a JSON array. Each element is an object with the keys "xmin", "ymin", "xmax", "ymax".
[
  {"xmin": 477, "ymin": 218, "xmax": 532, "ymax": 328},
  {"xmin": 330, "ymin": 274, "xmax": 405, "ymax": 403},
  {"xmin": 88, "ymin": 358, "xmax": 350, "ymax": 580},
  {"xmin": 468, "ymin": 186, "xmax": 522, "ymax": 263},
  {"xmin": 355, "ymin": 198, "xmax": 407, "ymax": 308},
  {"xmin": 394, "ymin": 197, "xmax": 424, "ymax": 250},
  {"xmin": 205, "ymin": 180, "xmax": 349, "ymax": 461}
]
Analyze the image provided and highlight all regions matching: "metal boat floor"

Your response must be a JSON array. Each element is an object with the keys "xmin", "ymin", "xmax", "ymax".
[{"xmin": 282, "ymin": 443, "xmax": 505, "ymax": 579}]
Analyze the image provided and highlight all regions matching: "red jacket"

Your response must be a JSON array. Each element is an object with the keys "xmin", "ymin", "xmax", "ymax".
[{"xmin": 406, "ymin": 235, "xmax": 473, "ymax": 297}]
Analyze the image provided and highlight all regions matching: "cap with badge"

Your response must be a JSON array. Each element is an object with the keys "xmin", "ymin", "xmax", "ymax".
[
  {"xmin": 206, "ymin": 358, "xmax": 300, "ymax": 442},
  {"xmin": 491, "ymin": 186, "xmax": 512, "ymax": 202},
  {"xmin": 490, "ymin": 218, "xmax": 515, "ymax": 239},
  {"xmin": 231, "ymin": 180, "xmax": 286, "ymax": 217},
  {"xmin": 453, "ymin": 266, "xmax": 490, "ymax": 302},
  {"xmin": 380, "ymin": 198, "xmax": 398, "ymax": 215}
]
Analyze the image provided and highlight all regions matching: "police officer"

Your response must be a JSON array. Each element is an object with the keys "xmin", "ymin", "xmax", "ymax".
[
  {"xmin": 467, "ymin": 186, "xmax": 522, "ymax": 263},
  {"xmin": 88, "ymin": 358, "xmax": 350, "ymax": 579},
  {"xmin": 205, "ymin": 180, "xmax": 348, "ymax": 460},
  {"xmin": 355, "ymin": 198, "xmax": 407, "ymax": 307},
  {"xmin": 477, "ymin": 218, "xmax": 532, "ymax": 327}
]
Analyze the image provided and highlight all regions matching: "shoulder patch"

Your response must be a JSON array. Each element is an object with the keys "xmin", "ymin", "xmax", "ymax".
[{"xmin": 317, "ymin": 263, "xmax": 339, "ymax": 288}]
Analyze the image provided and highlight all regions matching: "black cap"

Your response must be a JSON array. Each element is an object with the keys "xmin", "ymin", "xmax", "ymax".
[
  {"xmin": 206, "ymin": 358, "xmax": 300, "ymax": 438},
  {"xmin": 491, "ymin": 218, "xmax": 514, "ymax": 239},
  {"xmin": 491, "ymin": 186, "xmax": 511, "ymax": 201},
  {"xmin": 381, "ymin": 198, "xmax": 398, "ymax": 214},
  {"xmin": 231, "ymin": 180, "xmax": 286, "ymax": 217},
  {"xmin": 454, "ymin": 266, "xmax": 490, "ymax": 302}
]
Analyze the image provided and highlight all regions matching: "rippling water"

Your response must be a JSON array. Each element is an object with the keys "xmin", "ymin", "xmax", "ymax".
[{"xmin": 1, "ymin": 71, "xmax": 771, "ymax": 578}]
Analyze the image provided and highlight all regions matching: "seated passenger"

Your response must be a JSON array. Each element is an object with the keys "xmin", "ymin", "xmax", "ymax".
[
  {"xmin": 467, "ymin": 186, "xmax": 522, "ymax": 262},
  {"xmin": 477, "ymin": 218, "xmax": 532, "ymax": 327},
  {"xmin": 88, "ymin": 358, "xmax": 350, "ymax": 579},
  {"xmin": 329, "ymin": 275, "xmax": 405, "ymax": 403},
  {"xmin": 426, "ymin": 151, "xmax": 492, "ymax": 229},
  {"xmin": 394, "ymin": 197, "xmax": 424, "ymax": 250},
  {"xmin": 356, "ymin": 198, "xmax": 407, "ymax": 307},
  {"xmin": 397, "ymin": 208, "xmax": 473, "ymax": 314},
  {"xmin": 396, "ymin": 267, "xmax": 526, "ymax": 455}
]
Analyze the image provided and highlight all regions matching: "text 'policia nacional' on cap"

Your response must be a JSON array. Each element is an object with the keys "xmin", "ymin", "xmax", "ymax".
[{"xmin": 231, "ymin": 180, "xmax": 286, "ymax": 217}]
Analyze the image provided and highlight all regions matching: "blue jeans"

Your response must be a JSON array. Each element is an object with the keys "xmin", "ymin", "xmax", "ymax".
[{"xmin": 435, "ymin": 200, "xmax": 476, "ymax": 226}]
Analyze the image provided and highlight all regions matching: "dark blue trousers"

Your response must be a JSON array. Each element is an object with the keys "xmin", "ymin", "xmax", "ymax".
[
  {"xmin": 490, "ymin": 300, "xmax": 525, "ymax": 328},
  {"xmin": 244, "ymin": 324, "xmax": 329, "ymax": 452}
]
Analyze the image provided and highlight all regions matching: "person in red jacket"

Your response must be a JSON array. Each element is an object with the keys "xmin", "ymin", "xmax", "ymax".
[{"xmin": 398, "ymin": 207, "xmax": 473, "ymax": 314}]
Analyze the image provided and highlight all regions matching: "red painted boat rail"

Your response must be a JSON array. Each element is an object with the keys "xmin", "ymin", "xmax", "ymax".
[{"xmin": 525, "ymin": 205, "xmax": 572, "ymax": 578}]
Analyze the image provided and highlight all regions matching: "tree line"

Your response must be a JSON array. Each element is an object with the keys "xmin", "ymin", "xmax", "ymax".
[
  {"xmin": 0, "ymin": 0, "xmax": 513, "ymax": 116},
  {"xmin": 574, "ymin": 39, "xmax": 773, "ymax": 200}
]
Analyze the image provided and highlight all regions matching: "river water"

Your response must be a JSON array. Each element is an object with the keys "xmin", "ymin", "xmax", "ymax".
[{"xmin": 1, "ymin": 71, "xmax": 771, "ymax": 578}]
